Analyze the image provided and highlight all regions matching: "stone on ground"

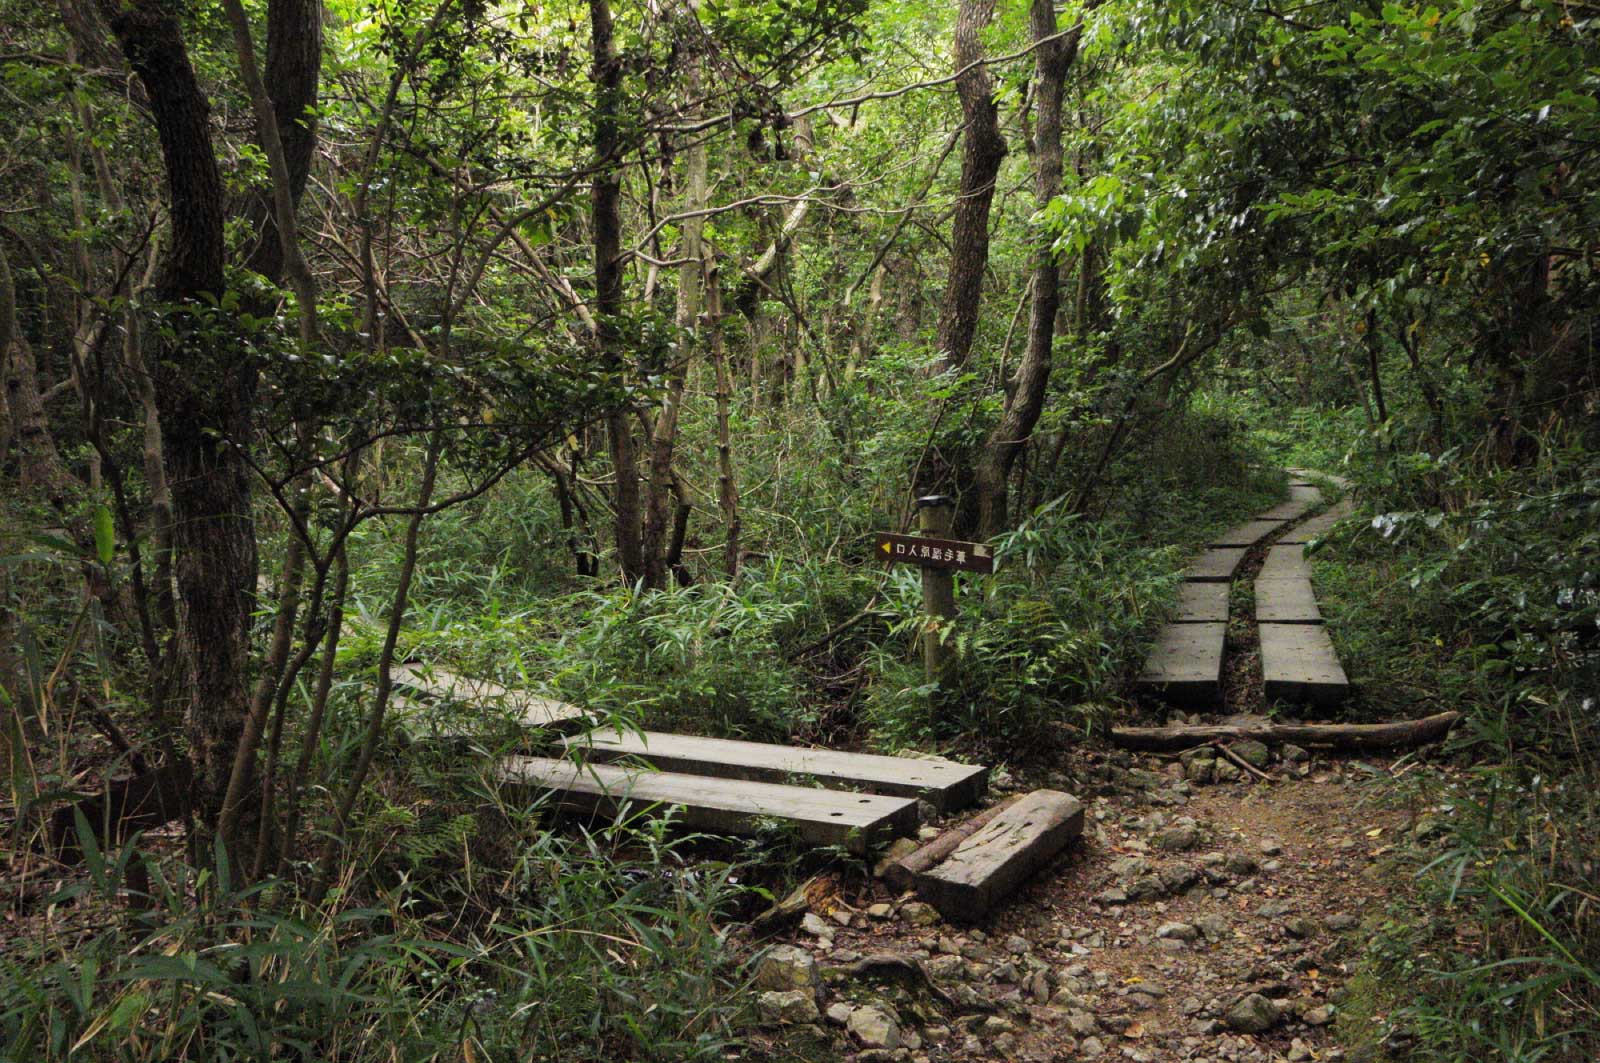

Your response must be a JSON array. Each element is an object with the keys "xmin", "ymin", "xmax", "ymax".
[
  {"xmin": 757, "ymin": 989, "xmax": 820, "ymax": 1024},
  {"xmin": 846, "ymin": 1004, "xmax": 903, "ymax": 1048},
  {"xmin": 754, "ymin": 945, "xmax": 817, "ymax": 991},
  {"xmin": 1224, "ymin": 992, "xmax": 1283, "ymax": 1033}
]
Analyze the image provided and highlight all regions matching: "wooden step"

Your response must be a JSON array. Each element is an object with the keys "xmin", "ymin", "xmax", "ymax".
[
  {"xmin": 497, "ymin": 756, "xmax": 919, "ymax": 853},
  {"xmin": 1254, "ymin": 578, "xmax": 1322, "ymax": 624},
  {"xmin": 1184, "ymin": 548, "xmax": 1247, "ymax": 582},
  {"xmin": 1136, "ymin": 623, "xmax": 1225, "ymax": 706},
  {"xmin": 1260, "ymin": 623, "xmax": 1349, "ymax": 707},
  {"xmin": 1211, "ymin": 519, "xmax": 1285, "ymax": 547},
  {"xmin": 391, "ymin": 663, "xmax": 590, "ymax": 734},
  {"xmin": 1258, "ymin": 544, "xmax": 1312, "ymax": 581},
  {"xmin": 914, "ymin": 790, "xmax": 1084, "ymax": 921},
  {"xmin": 1174, "ymin": 582, "xmax": 1229, "ymax": 623},
  {"xmin": 562, "ymin": 730, "xmax": 987, "ymax": 811},
  {"xmin": 1279, "ymin": 500, "xmax": 1356, "ymax": 544}
]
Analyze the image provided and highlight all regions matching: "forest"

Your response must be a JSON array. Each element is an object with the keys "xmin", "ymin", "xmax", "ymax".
[{"xmin": 0, "ymin": 0, "xmax": 1595, "ymax": 1059}]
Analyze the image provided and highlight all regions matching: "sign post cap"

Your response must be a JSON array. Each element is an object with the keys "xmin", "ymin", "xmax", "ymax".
[{"xmin": 914, "ymin": 494, "xmax": 955, "ymax": 510}]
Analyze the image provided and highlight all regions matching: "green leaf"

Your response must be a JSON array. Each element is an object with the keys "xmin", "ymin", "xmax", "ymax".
[{"xmin": 93, "ymin": 505, "xmax": 115, "ymax": 566}]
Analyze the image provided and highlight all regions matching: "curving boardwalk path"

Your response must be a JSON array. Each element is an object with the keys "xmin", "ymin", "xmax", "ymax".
[{"xmin": 1136, "ymin": 471, "xmax": 1352, "ymax": 709}]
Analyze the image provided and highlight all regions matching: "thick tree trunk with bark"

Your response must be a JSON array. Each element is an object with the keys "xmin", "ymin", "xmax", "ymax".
[
  {"xmin": 933, "ymin": 0, "xmax": 1004, "ymax": 376},
  {"xmin": 589, "ymin": 0, "xmax": 643, "ymax": 584},
  {"xmin": 100, "ymin": 0, "xmax": 252, "ymax": 824},
  {"xmin": 975, "ymin": 0, "xmax": 1089, "ymax": 538}
]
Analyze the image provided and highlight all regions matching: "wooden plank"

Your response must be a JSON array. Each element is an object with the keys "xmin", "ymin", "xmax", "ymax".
[
  {"xmin": 1136, "ymin": 623, "xmax": 1225, "ymax": 706},
  {"xmin": 1254, "ymin": 577, "xmax": 1321, "ymax": 624},
  {"xmin": 1258, "ymin": 543, "xmax": 1311, "ymax": 581},
  {"xmin": 497, "ymin": 756, "xmax": 920, "ymax": 853},
  {"xmin": 562, "ymin": 729, "xmax": 988, "ymax": 811},
  {"xmin": 914, "ymin": 789, "xmax": 1084, "ymax": 921},
  {"xmin": 1184, "ymin": 548, "xmax": 1247, "ymax": 582},
  {"xmin": 391, "ymin": 663, "xmax": 590, "ymax": 733},
  {"xmin": 1174, "ymin": 582, "xmax": 1229, "ymax": 623},
  {"xmin": 1260, "ymin": 623, "xmax": 1349, "ymax": 707},
  {"xmin": 1211, "ymin": 519, "xmax": 1285, "ymax": 547},
  {"xmin": 1280, "ymin": 499, "xmax": 1356, "ymax": 544}
]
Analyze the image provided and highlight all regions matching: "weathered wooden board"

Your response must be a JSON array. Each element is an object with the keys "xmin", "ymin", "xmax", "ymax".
[
  {"xmin": 1136, "ymin": 623, "xmax": 1225, "ymax": 705},
  {"xmin": 1254, "ymin": 578, "xmax": 1321, "ymax": 624},
  {"xmin": 497, "ymin": 756, "xmax": 920, "ymax": 853},
  {"xmin": 1211, "ymin": 519, "xmax": 1286, "ymax": 547},
  {"xmin": 1279, "ymin": 499, "xmax": 1357, "ymax": 544},
  {"xmin": 1260, "ymin": 623, "xmax": 1349, "ymax": 707},
  {"xmin": 1258, "ymin": 543, "xmax": 1312, "ymax": 581},
  {"xmin": 391, "ymin": 663, "xmax": 589, "ymax": 733},
  {"xmin": 914, "ymin": 789, "xmax": 1084, "ymax": 921},
  {"xmin": 1258, "ymin": 485, "xmax": 1322, "ymax": 522},
  {"xmin": 562, "ymin": 729, "xmax": 987, "ymax": 811},
  {"xmin": 1174, "ymin": 582, "xmax": 1230, "ymax": 623},
  {"xmin": 1184, "ymin": 548, "xmax": 1247, "ymax": 583}
]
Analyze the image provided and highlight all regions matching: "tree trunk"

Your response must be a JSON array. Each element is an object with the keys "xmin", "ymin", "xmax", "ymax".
[
  {"xmin": 589, "ymin": 0, "xmax": 643, "ymax": 584},
  {"xmin": 643, "ymin": 65, "xmax": 707, "ymax": 589},
  {"xmin": 705, "ymin": 257, "xmax": 741, "ymax": 578},
  {"xmin": 101, "ymin": 0, "xmax": 253, "ymax": 825},
  {"xmin": 975, "ymin": 0, "xmax": 1089, "ymax": 538},
  {"xmin": 933, "ymin": 0, "xmax": 1004, "ymax": 376}
]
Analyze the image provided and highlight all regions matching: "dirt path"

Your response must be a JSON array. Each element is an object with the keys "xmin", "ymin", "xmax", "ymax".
[
  {"xmin": 750, "ymin": 480, "xmax": 1419, "ymax": 1062},
  {"xmin": 750, "ymin": 749, "xmax": 1420, "ymax": 1063}
]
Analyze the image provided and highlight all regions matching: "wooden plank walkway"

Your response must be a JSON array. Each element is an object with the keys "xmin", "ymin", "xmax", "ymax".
[
  {"xmin": 1260, "ymin": 623, "xmax": 1349, "ymax": 706},
  {"xmin": 1258, "ymin": 543, "xmax": 1312, "ymax": 581},
  {"xmin": 1258, "ymin": 483, "xmax": 1323, "ymax": 521},
  {"xmin": 915, "ymin": 790, "xmax": 1084, "ymax": 921},
  {"xmin": 1136, "ymin": 622, "xmax": 1225, "ymax": 705},
  {"xmin": 1175, "ymin": 582, "xmax": 1229, "ymax": 623},
  {"xmin": 1254, "ymin": 578, "xmax": 1321, "ymax": 624},
  {"xmin": 562, "ymin": 729, "xmax": 987, "ymax": 811},
  {"xmin": 1184, "ymin": 547, "xmax": 1247, "ymax": 582},
  {"xmin": 1211, "ymin": 519, "xmax": 1285, "ymax": 547},
  {"xmin": 391, "ymin": 663, "xmax": 590, "ymax": 733},
  {"xmin": 1279, "ymin": 499, "xmax": 1357, "ymax": 544},
  {"xmin": 497, "ymin": 756, "xmax": 920, "ymax": 853}
]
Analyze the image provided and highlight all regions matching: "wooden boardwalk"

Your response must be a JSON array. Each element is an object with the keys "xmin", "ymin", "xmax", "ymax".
[
  {"xmin": 498, "ymin": 755, "xmax": 920, "ymax": 852},
  {"xmin": 1138, "ymin": 470, "xmax": 1352, "ymax": 708},
  {"xmin": 562, "ymin": 729, "xmax": 987, "ymax": 811}
]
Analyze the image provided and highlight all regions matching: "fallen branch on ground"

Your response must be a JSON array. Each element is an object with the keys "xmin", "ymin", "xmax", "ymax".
[{"xmin": 1110, "ymin": 711, "xmax": 1462, "ymax": 753}]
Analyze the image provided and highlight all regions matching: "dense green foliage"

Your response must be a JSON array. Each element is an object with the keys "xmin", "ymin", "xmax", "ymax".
[{"xmin": 2, "ymin": 0, "xmax": 1597, "ymax": 1058}]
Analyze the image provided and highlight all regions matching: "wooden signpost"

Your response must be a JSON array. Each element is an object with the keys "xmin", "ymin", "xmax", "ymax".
[{"xmin": 877, "ymin": 496, "xmax": 994, "ymax": 684}]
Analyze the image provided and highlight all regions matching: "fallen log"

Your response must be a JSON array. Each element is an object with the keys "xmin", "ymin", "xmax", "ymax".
[
  {"xmin": 881, "ymin": 794, "xmax": 1021, "ymax": 892},
  {"xmin": 1110, "ymin": 711, "xmax": 1462, "ymax": 753}
]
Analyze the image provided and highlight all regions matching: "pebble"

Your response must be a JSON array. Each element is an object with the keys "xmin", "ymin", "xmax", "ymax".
[
  {"xmin": 1082, "ymin": 1036, "xmax": 1106, "ymax": 1057},
  {"xmin": 1156, "ymin": 922, "xmax": 1200, "ymax": 941},
  {"xmin": 1259, "ymin": 839, "xmax": 1284, "ymax": 856},
  {"xmin": 1224, "ymin": 993, "xmax": 1282, "ymax": 1033},
  {"xmin": 847, "ymin": 1004, "xmax": 903, "ymax": 1049},
  {"xmin": 756, "ymin": 989, "xmax": 819, "ymax": 1024},
  {"xmin": 800, "ymin": 913, "xmax": 834, "ymax": 940},
  {"xmin": 900, "ymin": 902, "xmax": 942, "ymax": 927},
  {"xmin": 753, "ymin": 945, "xmax": 817, "ymax": 990},
  {"xmin": 1006, "ymin": 934, "xmax": 1032, "ymax": 954}
]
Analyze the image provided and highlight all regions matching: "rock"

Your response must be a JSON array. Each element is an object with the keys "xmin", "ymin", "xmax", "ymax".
[
  {"xmin": 1281, "ymin": 743, "xmax": 1309, "ymax": 763},
  {"xmin": 1287, "ymin": 1037, "xmax": 1313, "ymax": 1061},
  {"xmin": 1128, "ymin": 875, "xmax": 1167, "ymax": 901},
  {"xmin": 1305, "ymin": 1004, "xmax": 1335, "ymax": 1026},
  {"xmin": 801, "ymin": 913, "xmax": 835, "ymax": 940},
  {"xmin": 1064, "ymin": 1010, "xmax": 1098, "ymax": 1036},
  {"xmin": 900, "ymin": 902, "xmax": 942, "ymax": 927},
  {"xmin": 924, "ymin": 955, "xmax": 965, "ymax": 981},
  {"xmin": 754, "ymin": 945, "xmax": 818, "ymax": 991},
  {"xmin": 981, "ymin": 1016, "xmax": 1017, "ymax": 1036},
  {"xmin": 1284, "ymin": 916, "xmax": 1319, "ymax": 939},
  {"xmin": 1224, "ymin": 853, "xmax": 1260, "ymax": 875},
  {"xmin": 1259, "ymin": 839, "xmax": 1284, "ymax": 856},
  {"xmin": 867, "ymin": 902, "xmax": 893, "ymax": 920},
  {"xmin": 1156, "ymin": 922, "xmax": 1200, "ymax": 942},
  {"xmin": 1094, "ymin": 887, "xmax": 1130, "ymax": 906},
  {"xmin": 757, "ymin": 989, "xmax": 820, "ymax": 1024},
  {"xmin": 1325, "ymin": 912, "xmax": 1358, "ymax": 931},
  {"xmin": 918, "ymin": 826, "xmax": 941, "ymax": 842},
  {"xmin": 1195, "ymin": 914, "xmax": 1231, "ymax": 941},
  {"xmin": 1027, "ymin": 970, "xmax": 1051, "ymax": 1003},
  {"xmin": 825, "ymin": 1001, "xmax": 853, "ymax": 1026},
  {"xmin": 1232, "ymin": 739, "xmax": 1270, "ymax": 767},
  {"xmin": 829, "ymin": 907, "xmax": 854, "ymax": 927},
  {"xmin": 1006, "ymin": 933, "xmax": 1032, "ymax": 954},
  {"xmin": 847, "ymin": 1005, "xmax": 903, "ymax": 1049},
  {"xmin": 1256, "ymin": 900, "xmax": 1295, "ymax": 918},
  {"xmin": 1081, "ymin": 1036, "xmax": 1106, "ymax": 1057},
  {"xmin": 1213, "ymin": 759, "xmax": 1242, "ymax": 783},
  {"xmin": 1155, "ymin": 825, "xmax": 1201, "ymax": 851},
  {"xmin": 1159, "ymin": 865, "xmax": 1201, "ymax": 893},
  {"xmin": 1224, "ymin": 993, "xmax": 1282, "ymax": 1034}
]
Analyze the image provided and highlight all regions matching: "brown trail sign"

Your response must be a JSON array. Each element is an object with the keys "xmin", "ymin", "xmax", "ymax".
[{"xmin": 876, "ymin": 532, "xmax": 995, "ymax": 574}]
